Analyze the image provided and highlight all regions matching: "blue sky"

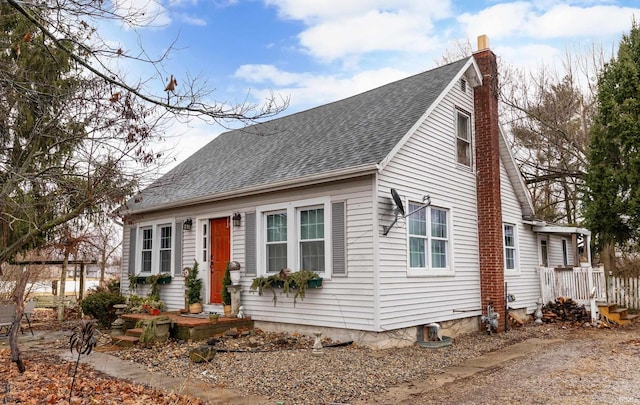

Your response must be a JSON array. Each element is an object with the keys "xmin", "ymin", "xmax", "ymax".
[{"xmin": 106, "ymin": 0, "xmax": 640, "ymax": 170}]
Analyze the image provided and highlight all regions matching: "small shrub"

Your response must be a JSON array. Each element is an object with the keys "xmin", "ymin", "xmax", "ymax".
[
  {"xmin": 221, "ymin": 266, "xmax": 231, "ymax": 305},
  {"xmin": 126, "ymin": 294, "xmax": 165, "ymax": 313},
  {"xmin": 185, "ymin": 261, "xmax": 203, "ymax": 305},
  {"xmin": 106, "ymin": 279, "xmax": 120, "ymax": 294},
  {"xmin": 81, "ymin": 291, "xmax": 125, "ymax": 328}
]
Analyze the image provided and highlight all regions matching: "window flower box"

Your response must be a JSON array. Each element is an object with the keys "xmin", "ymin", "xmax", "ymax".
[
  {"xmin": 135, "ymin": 274, "xmax": 172, "ymax": 284},
  {"xmin": 250, "ymin": 270, "xmax": 323, "ymax": 306},
  {"xmin": 306, "ymin": 278, "xmax": 323, "ymax": 288}
]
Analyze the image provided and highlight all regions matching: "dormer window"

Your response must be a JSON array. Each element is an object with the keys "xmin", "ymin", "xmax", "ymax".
[{"xmin": 456, "ymin": 109, "xmax": 472, "ymax": 166}]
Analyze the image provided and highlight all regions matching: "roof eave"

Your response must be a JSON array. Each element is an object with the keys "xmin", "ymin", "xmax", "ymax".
[
  {"xmin": 123, "ymin": 163, "xmax": 379, "ymax": 215},
  {"xmin": 532, "ymin": 225, "xmax": 591, "ymax": 236}
]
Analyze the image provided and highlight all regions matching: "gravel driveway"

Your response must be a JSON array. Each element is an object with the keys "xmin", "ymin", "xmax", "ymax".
[
  {"xmin": 99, "ymin": 322, "xmax": 640, "ymax": 404},
  {"xmin": 367, "ymin": 325, "xmax": 640, "ymax": 405},
  {"xmin": 17, "ymin": 319, "xmax": 640, "ymax": 404}
]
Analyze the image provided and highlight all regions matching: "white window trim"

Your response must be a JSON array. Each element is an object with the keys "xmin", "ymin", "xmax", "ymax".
[
  {"xmin": 135, "ymin": 219, "xmax": 176, "ymax": 275},
  {"xmin": 503, "ymin": 223, "xmax": 520, "ymax": 274},
  {"xmin": 140, "ymin": 226, "xmax": 153, "ymax": 273},
  {"xmin": 539, "ymin": 237, "xmax": 549, "ymax": 268},
  {"xmin": 256, "ymin": 197, "xmax": 332, "ymax": 279},
  {"xmin": 561, "ymin": 239, "xmax": 569, "ymax": 266},
  {"xmin": 190, "ymin": 214, "xmax": 237, "ymax": 305},
  {"xmin": 192, "ymin": 213, "xmax": 237, "ymax": 273},
  {"xmin": 455, "ymin": 108, "xmax": 473, "ymax": 169},
  {"xmin": 201, "ymin": 221, "xmax": 208, "ymax": 267},
  {"xmin": 406, "ymin": 199, "xmax": 454, "ymax": 277},
  {"xmin": 158, "ymin": 224, "xmax": 173, "ymax": 274}
]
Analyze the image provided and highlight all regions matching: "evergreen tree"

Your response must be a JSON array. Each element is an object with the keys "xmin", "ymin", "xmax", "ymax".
[
  {"xmin": 584, "ymin": 20, "xmax": 640, "ymax": 270},
  {"xmin": 0, "ymin": 3, "xmax": 84, "ymax": 260}
]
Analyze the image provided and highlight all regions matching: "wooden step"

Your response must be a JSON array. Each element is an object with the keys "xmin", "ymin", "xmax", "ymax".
[
  {"xmin": 112, "ymin": 335, "xmax": 139, "ymax": 347},
  {"xmin": 125, "ymin": 328, "xmax": 144, "ymax": 337},
  {"xmin": 611, "ymin": 308, "xmax": 629, "ymax": 317},
  {"xmin": 598, "ymin": 302, "xmax": 618, "ymax": 311},
  {"xmin": 598, "ymin": 304, "xmax": 638, "ymax": 326}
]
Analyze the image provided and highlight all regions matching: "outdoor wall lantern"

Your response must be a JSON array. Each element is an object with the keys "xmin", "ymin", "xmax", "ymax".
[
  {"xmin": 232, "ymin": 212, "xmax": 241, "ymax": 227},
  {"xmin": 183, "ymin": 218, "xmax": 193, "ymax": 231}
]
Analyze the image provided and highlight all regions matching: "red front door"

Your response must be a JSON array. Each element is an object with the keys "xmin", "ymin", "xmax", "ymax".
[{"xmin": 209, "ymin": 217, "xmax": 230, "ymax": 303}]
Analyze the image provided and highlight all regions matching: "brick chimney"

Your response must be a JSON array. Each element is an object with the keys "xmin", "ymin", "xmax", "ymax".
[{"xmin": 473, "ymin": 35, "xmax": 505, "ymax": 332}]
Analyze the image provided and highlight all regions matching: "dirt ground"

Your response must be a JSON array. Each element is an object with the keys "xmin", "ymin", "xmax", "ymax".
[
  {"xmin": 365, "ymin": 325, "xmax": 640, "ymax": 405},
  {"xmin": 5, "ymin": 309, "xmax": 640, "ymax": 404}
]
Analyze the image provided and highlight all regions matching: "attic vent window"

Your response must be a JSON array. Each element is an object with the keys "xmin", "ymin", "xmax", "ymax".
[{"xmin": 460, "ymin": 78, "xmax": 467, "ymax": 92}]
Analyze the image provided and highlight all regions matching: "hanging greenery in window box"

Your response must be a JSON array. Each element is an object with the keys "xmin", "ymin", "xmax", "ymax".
[
  {"xmin": 132, "ymin": 273, "xmax": 172, "ymax": 285},
  {"xmin": 250, "ymin": 269, "xmax": 322, "ymax": 306}
]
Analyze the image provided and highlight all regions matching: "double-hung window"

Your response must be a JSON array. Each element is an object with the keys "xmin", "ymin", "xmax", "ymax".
[
  {"xmin": 266, "ymin": 212, "xmax": 288, "ymax": 273},
  {"xmin": 159, "ymin": 225, "xmax": 172, "ymax": 273},
  {"xmin": 141, "ymin": 227, "xmax": 153, "ymax": 273},
  {"xmin": 137, "ymin": 222, "xmax": 174, "ymax": 275},
  {"xmin": 257, "ymin": 198, "xmax": 331, "ymax": 278},
  {"xmin": 408, "ymin": 203, "xmax": 450, "ymax": 273},
  {"xmin": 504, "ymin": 223, "xmax": 517, "ymax": 271},
  {"xmin": 300, "ymin": 207, "xmax": 325, "ymax": 272},
  {"xmin": 456, "ymin": 110, "xmax": 472, "ymax": 167}
]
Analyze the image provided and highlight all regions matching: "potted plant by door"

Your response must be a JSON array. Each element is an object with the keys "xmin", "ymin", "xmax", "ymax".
[
  {"xmin": 185, "ymin": 261, "xmax": 203, "ymax": 313},
  {"xmin": 221, "ymin": 266, "xmax": 232, "ymax": 316}
]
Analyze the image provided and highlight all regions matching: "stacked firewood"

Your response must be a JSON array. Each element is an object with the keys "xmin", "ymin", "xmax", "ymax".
[{"xmin": 542, "ymin": 297, "xmax": 590, "ymax": 324}]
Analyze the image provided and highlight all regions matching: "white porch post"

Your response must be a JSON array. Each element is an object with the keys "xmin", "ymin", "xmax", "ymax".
[{"xmin": 587, "ymin": 264, "xmax": 597, "ymax": 322}]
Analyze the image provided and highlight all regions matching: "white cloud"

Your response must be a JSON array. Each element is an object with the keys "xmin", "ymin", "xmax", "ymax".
[
  {"xmin": 174, "ymin": 12, "xmax": 207, "ymax": 26},
  {"xmin": 168, "ymin": 0, "xmax": 201, "ymax": 6},
  {"xmin": 458, "ymin": 2, "xmax": 532, "ymax": 40},
  {"xmin": 525, "ymin": 5, "xmax": 638, "ymax": 38},
  {"xmin": 234, "ymin": 64, "xmax": 410, "ymax": 112},
  {"xmin": 160, "ymin": 119, "xmax": 223, "ymax": 172},
  {"xmin": 234, "ymin": 65, "xmax": 311, "ymax": 86},
  {"xmin": 264, "ymin": 0, "xmax": 453, "ymax": 62},
  {"xmin": 459, "ymin": 2, "xmax": 639, "ymax": 41},
  {"xmin": 298, "ymin": 10, "xmax": 440, "ymax": 61}
]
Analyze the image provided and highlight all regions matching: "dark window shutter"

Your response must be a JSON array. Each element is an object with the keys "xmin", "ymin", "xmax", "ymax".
[
  {"xmin": 332, "ymin": 201, "xmax": 346, "ymax": 276},
  {"xmin": 174, "ymin": 221, "xmax": 183, "ymax": 276},
  {"xmin": 245, "ymin": 212, "xmax": 256, "ymax": 276},
  {"xmin": 128, "ymin": 227, "xmax": 137, "ymax": 275}
]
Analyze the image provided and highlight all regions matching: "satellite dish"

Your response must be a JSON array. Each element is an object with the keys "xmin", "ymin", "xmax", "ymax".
[{"xmin": 390, "ymin": 188, "xmax": 405, "ymax": 217}]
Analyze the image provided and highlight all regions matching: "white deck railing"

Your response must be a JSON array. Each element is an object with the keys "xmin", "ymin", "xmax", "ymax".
[
  {"xmin": 539, "ymin": 265, "xmax": 606, "ymax": 306},
  {"xmin": 608, "ymin": 275, "xmax": 640, "ymax": 310}
]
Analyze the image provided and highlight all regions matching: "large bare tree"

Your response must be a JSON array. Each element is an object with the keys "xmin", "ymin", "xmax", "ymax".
[
  {"xmin": 0, "ymin": 1, "xmax": 286, "ymax": 372},
  {"xmin": 438, "ymin": 40, "xmax": 606, "ymax": 225},
  {"xmin": 500, "ymin": 46, "xmax": 606, "ymax": 225}
]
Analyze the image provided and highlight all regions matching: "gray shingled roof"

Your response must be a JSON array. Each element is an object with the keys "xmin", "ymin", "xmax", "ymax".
[{"xmin": 127, "ymin": 57, "xmax": 471, "ymax": 212}]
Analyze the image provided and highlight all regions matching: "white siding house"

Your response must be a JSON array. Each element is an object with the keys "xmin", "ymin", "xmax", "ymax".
[{"xmin": 119, "ymin": 38, "xmax": 592, "ymax": 347}]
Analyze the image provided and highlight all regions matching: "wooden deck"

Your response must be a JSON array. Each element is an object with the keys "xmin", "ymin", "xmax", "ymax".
[{"xmin": 121, "ymin": 312, "xmax": 254, "ymax": 341}]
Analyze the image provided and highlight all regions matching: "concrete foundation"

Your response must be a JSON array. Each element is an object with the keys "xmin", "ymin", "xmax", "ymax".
[{"xmin": 256, "ymin": 315, "xmax": 483, "ymax": 349}]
